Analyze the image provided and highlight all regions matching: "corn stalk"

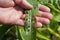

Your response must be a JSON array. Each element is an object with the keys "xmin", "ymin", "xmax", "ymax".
[{"xmin": 16, "ymin": 0, "xmax": 38, "ymax": 40}]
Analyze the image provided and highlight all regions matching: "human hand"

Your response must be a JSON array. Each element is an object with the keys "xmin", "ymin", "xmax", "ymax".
[
  {"xmin": 0, "ymin": 5, "xmax": 52, "ymax": 28},
  {"xmin": 0, "ymin": 0, "xmax": 53, "ymax": 28}
]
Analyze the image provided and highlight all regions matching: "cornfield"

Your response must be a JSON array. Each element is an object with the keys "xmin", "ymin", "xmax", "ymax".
[{"xmin": 0, "ymin": 0, "xmax": 60, "ymax": 40}]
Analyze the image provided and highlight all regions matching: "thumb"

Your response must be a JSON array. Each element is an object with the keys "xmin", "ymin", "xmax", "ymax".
[{"xmin": 14, "ymin": 0, "xmax": 33, "ymax": 9}]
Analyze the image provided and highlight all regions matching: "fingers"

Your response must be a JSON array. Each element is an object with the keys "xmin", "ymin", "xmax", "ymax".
[
  {"xmin": 15, "ymin": 19, "xmax": 24, "ymax": 26},
  {"xmin": 20, "ymin": 14, "xmax": 50, "ymax": 27},
  {"xmin": 0, "ymin": 0, "xmax": 15, "ymax": 7},
  {"xmin": 38, "ymin": 4, "xmax": 50, "ymax": 12},
  {"xmin": 21, "ymin": 14, "xmax": 25, "ymax": 19},
  {"xmin": 15, "ymin": 14, "xmax": 42, "ymax": 27},
  {"xmin": 36, "ymin": 22, "xmax": 42, "ymax": 28},
  {"xmin": 14, "ymin": 0, "xmax": 33, "ymax": 9},
  {"xmin": 15, "ymin": 19, "xmax": 42, "ymax": 28},
  {"xmin": 36, "ymin": 17, "xmax": 50, "ymax": 24},
  {"xmin": 37, "ymin": 11, "xmax": 53, "ymax": 20}
]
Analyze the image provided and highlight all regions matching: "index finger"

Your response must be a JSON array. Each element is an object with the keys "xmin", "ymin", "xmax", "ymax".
[{"xmin": 38, "ymin": 4, "xmax": 50, "ymax": 12}]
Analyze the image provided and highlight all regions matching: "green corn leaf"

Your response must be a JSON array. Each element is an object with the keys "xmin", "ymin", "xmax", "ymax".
[
  {"xmin": 37, "ymin": 32, "xmax": 50, "ymax": 40},
  {"xmin": 16, "ymin": 26, "xmax": 22, "ymax": 40},
  {"xmin": 46, "ymin": 3, "xmax": 60, "ymax": 13},
  {"xmin": 47, "ymin": 27, "xmax": 60, "ymax": 38},
  {"xmin": 38, "ymin": 0, "xmax": 49, "ymax": 4}
]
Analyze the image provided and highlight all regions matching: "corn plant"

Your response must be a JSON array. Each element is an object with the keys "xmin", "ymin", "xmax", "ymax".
[
  {"xmin": 16, "ymin": 0, "xmax": 38, "ymax": 40},
  {"xmin": 0, "ymin": 0, "xmax": 60, "ymax": 40}
]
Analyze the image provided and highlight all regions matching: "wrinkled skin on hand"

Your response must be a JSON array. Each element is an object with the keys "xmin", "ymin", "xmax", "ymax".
[
  {"xmin": 0, "ymin": 0, "xmax": 53, "ymax": 28},
  {"xmin": 0, "ymin": 0, "xmax": 15, "ymax": 7}
]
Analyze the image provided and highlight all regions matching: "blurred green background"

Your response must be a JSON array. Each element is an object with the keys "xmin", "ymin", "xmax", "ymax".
[{"xmin": 0, "ymin": 0, "xmax": 60, "ymax": 40}]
